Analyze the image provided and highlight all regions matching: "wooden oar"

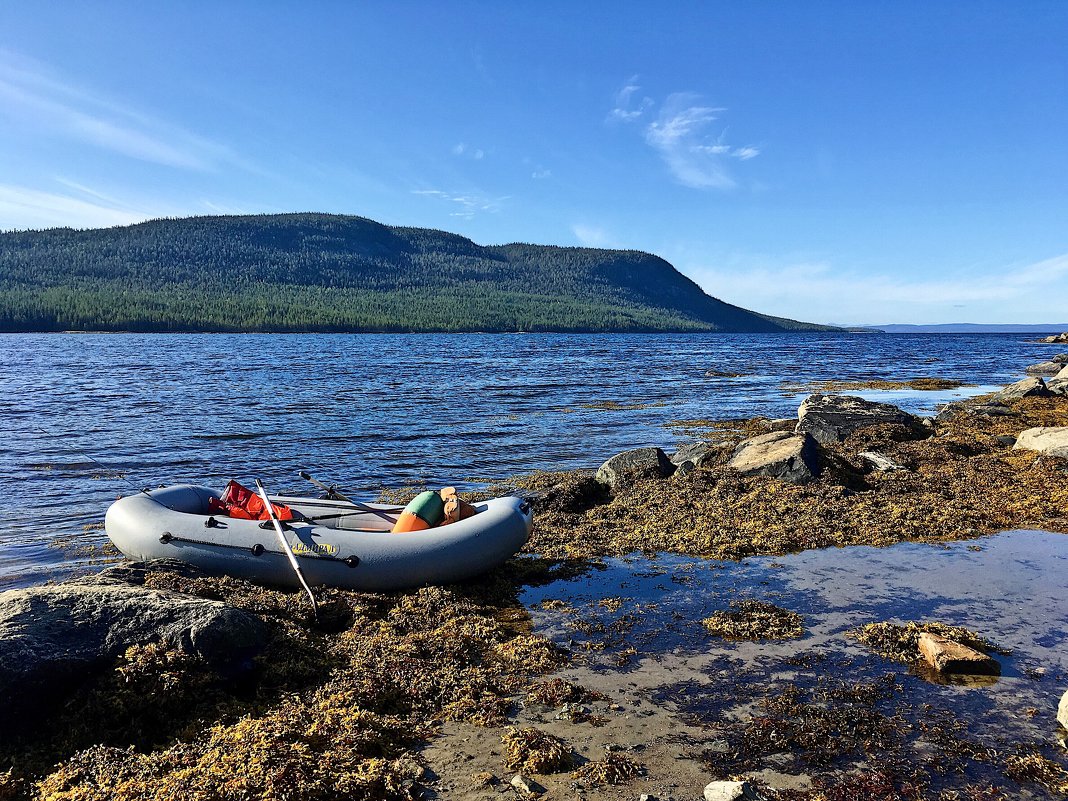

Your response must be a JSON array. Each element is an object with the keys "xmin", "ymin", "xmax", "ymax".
[{"xmin": 255, "ymin": 479, "xmax": 319, "ymax": 619}]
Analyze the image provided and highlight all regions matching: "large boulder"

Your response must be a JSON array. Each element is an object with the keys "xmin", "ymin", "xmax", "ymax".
[
  {"xmin": 0, "ymin": 565, "xmax": 266, "ymax": 722},
  {"xmin": 595, "ymin": 447, "xmax": 675, "ymax": 490},
  {"xmin": 1013, "ymin": 427, "xmax": 1068, "ymax": 459},
  {"xmin": 795, "ymin": 394, "xmax": 926, "ymax": 445},
  {"xmin": 1026, "ymin": 361, "xmax": 1064, "ymax": 376},
  {"xmin": 1059, "ymin": 689, "xmax": 1068, "ymax": 729},
  {"xmin": 986, "ymin": 376, "xmax": 1051, "ymax": 403},
  {"xmin": 729, "ymin": 431, "xmax": 820, "ymax": 484}
]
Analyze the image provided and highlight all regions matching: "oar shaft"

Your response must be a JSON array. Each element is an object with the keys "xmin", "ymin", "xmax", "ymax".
[{"xmin": 255, "ymin": 479, "xmax": 318, "ymax": 617}]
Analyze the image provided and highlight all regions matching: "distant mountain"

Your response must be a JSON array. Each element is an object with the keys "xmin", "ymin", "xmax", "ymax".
[
  {"xmin": 0, "ymin": 213, "xmax": 837, "ymax": 333},
  {"xmin": 870, "ymin": 323, "xmax": 1068, "ymax": 334}
]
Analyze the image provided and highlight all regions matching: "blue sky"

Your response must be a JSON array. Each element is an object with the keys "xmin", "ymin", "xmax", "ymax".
[{"xmin": 1, "ymin": 2, "xmax": 1066, "ymax": 325}]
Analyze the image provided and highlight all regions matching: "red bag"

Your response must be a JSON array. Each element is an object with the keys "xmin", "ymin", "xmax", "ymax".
[{"xmin": 208, "ymin": 480, "xmax": 295, "ymax": 521}]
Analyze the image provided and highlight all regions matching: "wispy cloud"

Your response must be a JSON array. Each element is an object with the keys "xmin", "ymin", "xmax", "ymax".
[
  {"xmin": 412, "ymin": 189, "xmax": 508, "ymax": 219},
  {"xmin": 451, "ymin": 142, "xmax": 485, "ymax": 160},
  {"xmin": 683, "ymin": 253, "xmax": 1068, "ymax": 324},
  {"xmin": 531, "ymin": 167, "xmax": 552, "ymax": 180},
  {"xmin": 644, "ymin": 93, "xmax": 759, "ymax": 190},
  {"xmin": 607, "ymin": 76, "xmax": 652, "ymax": 122},
  {"xmin": 0, "ymin": 49, "xmax": 243, "ymax": 172},
  {"xmin": 609, "ymin": 78, "xmax": 760, "ymax": 190},
  {"xmin": 0, "ymin": 182, "xmax": 166, "ymax": 231}
]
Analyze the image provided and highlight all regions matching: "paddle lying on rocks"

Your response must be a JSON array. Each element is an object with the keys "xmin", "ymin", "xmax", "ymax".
[{"xmin": 255, "ymin": 478, "xmax": 319, "ymax": 619}]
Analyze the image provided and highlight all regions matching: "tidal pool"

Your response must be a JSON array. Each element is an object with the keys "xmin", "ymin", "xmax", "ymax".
[{"xmin": 520, "ymin": 530, "xmax": 1068, "ymax": 798}]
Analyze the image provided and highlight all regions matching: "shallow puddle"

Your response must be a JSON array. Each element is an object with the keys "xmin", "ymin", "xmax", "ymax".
[{"xmin": 520, "ymin": 530, "xmax": 1068, "ymax": 797}]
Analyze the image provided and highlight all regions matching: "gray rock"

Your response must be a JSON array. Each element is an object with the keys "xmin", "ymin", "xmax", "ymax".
[
  {"xmin": 595, "ymin": 447, "xmax": 675, "ymax": 491},
  {"xmin": 1013, "ymin": 427, "xmax": 1068, "ymax": 459},
  {"xmin": 669, "ymin": 440, "xmax": 723, "ymax": 467},
  {"xmin": 994, "ymin": 434, "xmax": 1017, "ymax": 447},
  {"xmin": 672, "ymin": 460, "xmax": 696, "ymax": 479},
  {"xmin": 1059, "ymin": 689, "xmax": 1068, "ymax": 729},
  {"xmin": 917, "ymin": 632, "xmax": 1000, "ymax": 675},
  {"xmin": 986, "ymin": 376, "xmax": 1051, "ymax": 403},
  {"xmin": 1039, "ymin": 333, "xmax": 1068, "ymax": 344},
  {"xmin": 729, "ymin": 431, "xmax": 820, "ymax": 484},
  {"xmin": 704, "ymin": 780, "xmax": 765, "ymax": 801},
  {"xmin": 796, "ymin": 394, "xmax": 926, "ymax": 445},
  {"xmin": 1049, "ymin": 365, "xmax": 1068, "ymax": 395},
  {"xmin": 1051, "ymin": 353, "xmax": 1068, "ymax": 364},
  {"xmin": 0, "ymin": 566, "xmax": 266, "ymax": 722},
  {"xmin": 935, "ymin": 401, "xmax": 1019, "ymax": 423},
  {"xmin": 1025, "ymin": 361, "xmax": 1064, "ymax": 376},
  {"xmin": 858, "ymin": 451, "xmax": 906, "ymax": 472}
]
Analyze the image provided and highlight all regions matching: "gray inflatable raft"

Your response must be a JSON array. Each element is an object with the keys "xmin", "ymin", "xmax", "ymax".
[{"xmin": 105, "ymin": 484, "xmax": 532, "ymax": 591}]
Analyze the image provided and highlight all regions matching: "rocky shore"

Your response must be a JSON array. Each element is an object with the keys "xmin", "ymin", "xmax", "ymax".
[{"xmin": 3, "ymin": 353, "xmax": 1068, "ymax": 800}]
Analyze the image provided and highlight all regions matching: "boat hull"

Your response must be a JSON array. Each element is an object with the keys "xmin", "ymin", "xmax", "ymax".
[{"xmin": 104, "ymin": 485, "xmax": 532, "ymax": 591}]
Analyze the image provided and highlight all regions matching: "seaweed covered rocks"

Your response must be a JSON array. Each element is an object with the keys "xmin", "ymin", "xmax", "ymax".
[
  {"xmin": 595, "ymin": 447, "xmax": 675, "ymax": 491},
  {"xmin": 0, "ymin": 565, "xmax": 266, "ymax": 725},
  {"xmin": 795, "ymin": 394, "xmax": 929, "ymax": 445}
]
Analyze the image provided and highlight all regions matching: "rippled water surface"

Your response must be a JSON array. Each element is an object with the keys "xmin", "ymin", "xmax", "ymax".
[{"xmin": 0, "ymin": 331, "xmax": 1058, "ymax": 587}]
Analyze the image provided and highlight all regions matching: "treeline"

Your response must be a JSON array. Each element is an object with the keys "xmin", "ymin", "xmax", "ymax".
[{"xmin": 0, "ymin": 213, "xmax": 837, "ymax": 333}]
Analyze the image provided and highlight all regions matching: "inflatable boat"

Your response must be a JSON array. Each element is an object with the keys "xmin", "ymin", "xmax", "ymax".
[{"xmin": 105, "ymin": 484, "xmax": 533, "ymax": 592}]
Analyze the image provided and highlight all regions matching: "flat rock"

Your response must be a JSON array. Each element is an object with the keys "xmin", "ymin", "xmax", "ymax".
[
  {"xmin": 0, "ymin": 566, "xmax": 266, "ymax": 723},
  {"xmin": 595, "ymin": 447, "xmax": 675, "ymax": 491},
  {"xmin": 917, "ymin": 632, "xmax": 1000, "ymax": 675},
  {"xmin": 1025, "ymin": 360, "xmax": 1064, "ymax": 376},
  {"xmin": 729, "ymin": 431, "xmax": 820, "ymax": 484},
  {"xmin": 1013, "ymin": 427, "xmax": 1068, "ymax": 459},
  {"xmin": 704, "ymin": 780, "xmax": 766, "ymax": 801},
  {"xmin": 986, "ymin": 376, "xmax": 1051, "ymax": 403},
  {"xmin": 796, "ymin": 394, "xmax": 926, "ymax": 445},
  {"xmin": 858, "ymin": 451, "xmax": 906, "ymax": 472},
  {"xmin": 1059, "ymin": 689, "xmax": 1068, "ymax": 729}
]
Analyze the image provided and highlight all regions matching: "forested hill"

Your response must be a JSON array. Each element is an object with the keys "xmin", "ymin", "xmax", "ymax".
[{"xmin": 0, "ymin": 213, "xmax": 836, "ymax": 333}]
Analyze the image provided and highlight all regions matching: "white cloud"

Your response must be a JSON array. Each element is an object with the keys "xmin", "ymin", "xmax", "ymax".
[
  {"xmin": 0, "ymin": 182, "xmax": 166, "ymax": 231},
  {"xmin": 608, "ymin": 78, "xmax": 760, "ymax": 190},
  {"xmin": 412, "ymin": 188, "xmax": 508, "ymax": 219},
  {"xmin": 531, "ymin": 167, "xmax": 551, "ymax": 179},
  {"xmin": 681, "ymin": 253, "xmax": 1068, "ymax": 325},
  {"xmin": 644, "ymin": 93, "xmax": 759, "ymax": 190},
  {"xmin": 0, "ymin": 50, "xmax": 243, "ymax": 171}
]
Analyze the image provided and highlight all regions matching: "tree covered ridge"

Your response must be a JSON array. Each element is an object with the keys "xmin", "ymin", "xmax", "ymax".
[{"xmin": 0, "ymin": 213, "xmax": 837, "ymax": 333}]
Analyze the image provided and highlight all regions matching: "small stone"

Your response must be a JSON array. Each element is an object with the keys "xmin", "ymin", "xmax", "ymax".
[
  {"xmin": 704, "ymin": 780, "xmax": 765, "ymax": 801},
  {"xmin": 670, "ymin": 441, "xmax": 718, "ymax": 467},
  {"xmin": 673, "ymin": 460, "xmax": 696, "ymax": 478},
  {"xmin": 858, "ymin": 451, "xmax": 905, "ymax": 472},
  {"xmin": 511, "ymin": 773, "xmax": 542, "ymax": 796},
  {"xmin": 1058, "ymin": 689, "xmax": 1068, "ymax": 730},
  {"xmin": 638, "ymin": 794, "xmax": 656, "ymax": 801},
  {"xmin": 917, "ymin": 632, "xmax": 1000, "ymax": 675},
  {"xmin": 994, "ymin": 435, "xmax": 1017, "ymax": 447}
]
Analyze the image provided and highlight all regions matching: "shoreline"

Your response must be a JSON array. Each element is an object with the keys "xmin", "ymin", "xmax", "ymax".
[{"xmin": 2, "ymin": 350, "xmax": 1068, "ymax": 799}]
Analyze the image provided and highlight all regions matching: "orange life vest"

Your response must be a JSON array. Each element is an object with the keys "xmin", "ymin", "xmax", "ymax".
[{"xmin": 208, "ymin": 480, "xmax": 295, "ymax": 521}]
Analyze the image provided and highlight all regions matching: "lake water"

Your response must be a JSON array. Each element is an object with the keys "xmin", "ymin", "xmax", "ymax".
[{"xmin": 0, "ymin": 331, "xmax": 1058, "ymax": 588}]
